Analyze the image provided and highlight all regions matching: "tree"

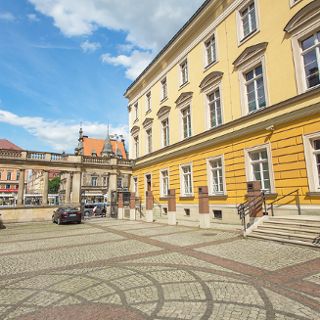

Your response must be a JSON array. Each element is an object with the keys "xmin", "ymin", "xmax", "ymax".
[{"xmin": 48, "ymin": 176, "xmax": 61, "ymax": 194}]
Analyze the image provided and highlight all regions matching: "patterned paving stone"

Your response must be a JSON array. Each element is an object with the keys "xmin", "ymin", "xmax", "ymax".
[
  {"xmin": 195, "ymin": 239, "xmax": 320, "ymax": 271},
  {"xmin": 0, "ymin": 219, "xmax": 319, "ymax": 320}
]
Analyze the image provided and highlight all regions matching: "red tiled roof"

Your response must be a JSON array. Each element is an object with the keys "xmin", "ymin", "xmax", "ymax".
[
  {"xmin": 83, "ymin": 137, "xmax": 127, "ymax": 159},
  {"xmin": 0, "ymin": 139, "xmax": 22, "ymax": 150}
]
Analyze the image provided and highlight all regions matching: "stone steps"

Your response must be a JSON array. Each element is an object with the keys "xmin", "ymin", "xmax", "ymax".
[{"xmin": 248, "ymin": 216, "xmax": 320, "ymax": 247}]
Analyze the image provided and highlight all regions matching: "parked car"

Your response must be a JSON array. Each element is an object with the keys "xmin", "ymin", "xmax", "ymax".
[
  {"xmin": 52, "ymin": 207, "xmax": 82, "ymax": 225},
  {"xmin": 83, "ymin": 203, "xmax": 107, "ymax": 218}
]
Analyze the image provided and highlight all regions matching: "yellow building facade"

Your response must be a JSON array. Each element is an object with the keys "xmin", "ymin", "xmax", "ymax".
[{"xmin": 125, "ymin": 0, "xmax": 320, "ymax": 223}]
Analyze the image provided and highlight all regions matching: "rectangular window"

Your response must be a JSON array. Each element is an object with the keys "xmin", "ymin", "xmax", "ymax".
[
  {"xmin": 117, "ymin": 177, "xmax": 123, "ymax": 189},
  {"xmin": 314, "ymin": 139, "xmax": 320, "ymax": 189},
  {"xmin": 162, "ymin": 118, "xmax": 170, "ymax": 147},
  {"xmin": 181, "ymin": 164, "xmax": 193, "ymax": 196},
  {"xmin": 133, "ymin": 177, "xmax": 138, "ymax": 194},
  {"xmin": 182, "ymin": 106, "xmax": 191, "ymax": 139},
  {"xmin": 6, "ymin": 172, "xmax": 12, "ymax": 181},
  {"xmin": 180, "ymin": 59, "xmax": 188, "ymax": 85},
  {"xmin": 134, "ymin": 103, "xmax": 138, "ymax": 120},
  {"xmin": 240, "ymin": 1, "xmax": 257, "ymax": 39},
  {"xmin": 134, "ymin": 136, "xmax": 139, "ymax": 158},
  {"xmin": 91, "ymin": 176, "xmax": 98, "ymax": 187},
  {"xmin": 249, "ymin": 149, "xmax": 271, "ymax": 192},
  {"xmin": 301, "ymin": 31, "xmax": 320, "ymax": 89},
  {"xmin": 160, "ymin": 170, "xmax": 169, "ymax": 197},
  {"xmin": 208, "ymin": 88, "xmax": 222, "ymax": 128},
  {"xmin": 16, "ymin": 171, "xmax": 20, "ymax": 181},
  {"xmin": 208, "ymin": 158, "xmax": 225, "ymax": 195},
  {"xmin": 245, "ymin": 65, "xmax": 266, "ymax": 113},
  {"xmin": 161, "ymin": 78, "xmax": 168, "ymax": 100},
  {"xmin": 205, "ymin": 35, "xmax": 216, "ymax": 66},
  {"xmin": 146, "ymin": 92, "xmax": 151, "ymax": 112},
  {"xmin": 146, "ymin": 128, "xmax": 152, "ymax": 153},
  {"xmin": 103, "ymin": 176, "xmax": 108, "ymax": 186}
]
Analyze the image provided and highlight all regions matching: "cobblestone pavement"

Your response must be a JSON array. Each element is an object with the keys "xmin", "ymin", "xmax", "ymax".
[{"xmin": 0, "ymin": 219, "xmax": 319, "ymax": 320}]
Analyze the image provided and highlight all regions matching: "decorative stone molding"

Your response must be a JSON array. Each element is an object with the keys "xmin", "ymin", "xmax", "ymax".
[
  {"xmin": 233, "ymin": 42, "xmax": 268, "ymax": 68},
  {"xmin": 285, "ymin": 1, "xmax": 320, "ymax": 33},
  {"xmin": 199, "ymin": 71, "xmax": 223, "ymax": 92},
  {"xmin": 142, "ymin": 118, "xmax": 154, "ymax": 128},
  {"xmin": 157, "ymin": 106, "xmax": 171, "ymax": 118},
  {"xmin": 130, "ymin": 125, "xmax": 140, "ymax": 135},
  {"xmin": 175, "ymin": 92, "xmax": 193, "ymax": 106}
]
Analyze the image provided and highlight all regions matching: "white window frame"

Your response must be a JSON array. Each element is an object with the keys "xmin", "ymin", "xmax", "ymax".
[
  {"xmin": 239, "ymin": 56, "xmax": 269, "ymax": 115},
  {"xmin": 204, "ymin": 32, "xmax": 217, "ymax": 68},
  {"xmin": 179, "ymin": 59, "xmax": 189, "ymax": 86},
  {"xmin": 206, "ymin": 86, "xmax": 223, "ymax": 129},
  {"xmin": 245, "ymin": 144, "xmax": 275, "ymax": 193},
  {"xmin": 133, "ymin": 176, "xmax": 138, "ymax": 195},
  {"xmin": 160, "ymin": 169, "xmax": 170, "ymax": 197},
  {"xmin": 133, "ymin": 135, "xmax": 139, "ymax": 159},
  {"xmin": 289, "ymin": 10, "xmax": 320, "ymax": 94},
  {"xmin": 303, "ymin": 132, "xmax": 320, "ymax": 193},
  {"xmin": 145, "ymin": 127, "xmax": 152, "ymax": 154},
  {"xmin": 181, "ymin": 105, "xmax": 192, "ymax": 140},
  {"xmin": 91, "ymin": 176, "xmax": 98, "ymax": 187},
  {"xmin": 145, "ymin": 91, "xmax": 151, "ymax": 113},
  {"xmin": 180, "ymin": 163, "xmax": 194, "ymax": 197},
  {"xmin": 160, "ymin": 77, "xmax": 168, "ymax": 101},
  {"xmin": 144, "ymin": 173, "xmax": 152, "ymax": 195},
  {"xmin": 161, "ymin": 117, "xmax": 170, "ymax": 147},
  {"xmin": 134, "ymin": 102, "xmax": 139, "ymax": 121},
  {"xmin": 206, "ymin": 155, "xmax": 227, "ymax": 196},
  {"xmin": 236, "ymin": 0, "xmax": 260, "ymax": 45}
]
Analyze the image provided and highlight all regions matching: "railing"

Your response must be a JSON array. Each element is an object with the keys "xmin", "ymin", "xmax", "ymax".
[
  {"xmin": 82, "ymin": 156, "xmax": 111, "ymax": 164},
  {"xmin": 237, "ymin": 192, "xmax": 266, "ymax": 231},
  {"xmin": 27, "ymin": 152, "xmax": 46, "ymax": 160},
  {"xmin": 0, "ymin": 149, "xmax": 22, "ymax": 159},
  {"xmin": 118, "ymin": 159, "xmax": 134, "ymax": 166},
  {"xmin": 267, "ymin": 189, "xmax": 301, "ymax": 216}
]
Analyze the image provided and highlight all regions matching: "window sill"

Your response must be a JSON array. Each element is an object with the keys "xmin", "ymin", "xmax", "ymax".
[
  {"xmin": 179, "ymin": 81, "xmax": 190, "ymax": 90},
  {"xmin": 179, "ymin": 195, "xmax": 194, "ymax": 200},
  {"xmin": 306, "ymin": 192, "xmax": 320, "ymax": 198},
  {"xmin": 238, "ymin": 29, "xmax": 260, "ymax": 47},
  {"xmin": 209, "ymin": 194, "xmax": 228, "ymax": 199},
  {"xmin": 160, "ymin": 97, "xmax": 168, "ymax": 104},
  {"xmin": 245, "ymin": 193, "xmax": 278, "ymax": 199},
  {"xmin": 204, "ymin": 60, "xmax": 218, "ymax": 72},
  {"xmin": 159, "ymin": 197, "xmax": 169, "ymax": 201}
]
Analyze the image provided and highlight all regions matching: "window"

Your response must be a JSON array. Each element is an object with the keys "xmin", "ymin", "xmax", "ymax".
[
  {"xmin": 161, "ymin": 78, "xmax": 168, "ymax": 100},
  {"xmin": 146, "ymin": 92, "xmax": 151, "ymax": 112},
  {"xmin": 205, "ymin": 35, "xmax": 216, "ymax": 66},
  {"xmin": 208, "ymin": 157, "xmax": 225, "ymax": 195},
  {"xmin": 207, "ymin": 88, "xmax": 222, "ymax": 128},
  {"xmin": 117, "ymin": 177, "xmax": 123, "ymax": 189},
  {"xmin": 162, "ymin": 118, "xmax": 170, "ymax": 147},
  {"xmin": 134, "ymin": 136, "xmax": 139, "ymax": 158},
  {"xmin": 6, "ymin": 184, "xmax": 10, "ymax": 189},
  {"xmin": 91, "ymin": 176, "xmax": 98, "ymax": 187},
  {"xmin": 134, "ymin": 103, "xmax": 138, "ymax": 121},
  {"xmin": 160, "ymin": 169, "xmax": 169, "ymax": 197},
  {"xmin": 103, "ymin": 176, "xmax": 108, "ymax": 186},
  {"xmin": 301, "ymin": 31, "xmax": 320, "ymax": 89},
  {"xmin": 180, "ymin": 59, "xmax": 188, "ymax": 85},
  {"xmin": 146, "ymin": 128, "xmax": 152, "ymax": 153},
  {"xmin": 6, "ymin": 171, "xmax": 12, "ymax": 181},
  {"xmin": 303, "ymin": 133, "xmax": 320, "ymax": 192},
  {"xmin": 16, "ymin": 171, "xmax": 20, "ymax": 181},
  {"xmin": 240, "ymin": 1, "xmax": 257, "ymax": 40},
  {"xmin": 180, "ymin": 164, "xmax": 193, "ymax": 196},
  {"xmin": 245, "ymin": 64, "xmax": 266, "ymax": 113},
  {"xmin": 133, "ymin": 177, "xmax": 138, "ymax": 194},
  {"xmin": 182, "ymin": 106, "xmax": 192, "ymax": 139},
  {"xmin": 248, "ymin": 148, "xmax": 271, "ymax": 192}
]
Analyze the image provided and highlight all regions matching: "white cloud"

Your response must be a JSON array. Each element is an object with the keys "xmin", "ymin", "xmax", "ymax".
[
  {"xmin": 80, "ymin": 40, "xmax": 101, "ymax": 53},
  {"xmin": 101, "ymin": 50, "xmax": 154, "ymax": 80},
  {"xmin": 28, "ymin": 0, "xmax": 203, "ymax": 79},
  {"xmin": 0, "ymin": 12, "xmax": 15, "ymax": 22},
  {"xmin": 27, "ymin": 13, "xmax": 40, "ymax": 22},
  {"xmin": 0, "ymin": 109, "xmax": 128, "ymax": 152}
]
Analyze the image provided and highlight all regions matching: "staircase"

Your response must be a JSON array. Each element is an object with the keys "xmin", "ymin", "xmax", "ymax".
[{"xmin": 248, "ymin": 216, "xmax": 320, "ymax": 247}]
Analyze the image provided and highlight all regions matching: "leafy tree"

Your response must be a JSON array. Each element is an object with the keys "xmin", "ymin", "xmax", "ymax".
[{"xmin": 48, "ymin": 176, "xmax": 61, "ymax": 194}]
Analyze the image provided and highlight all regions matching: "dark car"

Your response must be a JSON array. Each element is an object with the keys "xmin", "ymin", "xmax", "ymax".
[
  {"xmin": 52, "ymin": 207, "xmax": 82, "ymax": 225},
  {"xmin": 83, "ymin": 203, "xmax": 106, "ymax": 218}
]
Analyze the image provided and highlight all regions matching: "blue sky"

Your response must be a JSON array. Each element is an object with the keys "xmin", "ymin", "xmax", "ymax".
[{"xmin": 0, "ymin": 0, "xmax": 203, "ymax": 152}]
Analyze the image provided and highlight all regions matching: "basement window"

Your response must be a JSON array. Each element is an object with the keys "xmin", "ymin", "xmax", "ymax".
[
  {"xmin": 213, "ymin": 210, "xmax": 222, "ymax": 219},
  {"xmin": 184, "ymin": 208, "xmax": 191, "ymax": 216}
]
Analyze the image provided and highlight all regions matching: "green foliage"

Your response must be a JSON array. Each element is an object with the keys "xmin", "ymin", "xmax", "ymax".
[{"xmin": 48, "ymin": 176, "xmax": 61, "ymax": 194}]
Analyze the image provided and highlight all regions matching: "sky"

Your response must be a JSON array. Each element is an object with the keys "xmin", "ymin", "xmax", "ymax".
[{"xmin": 0, "ymin": 0, "xmax": 203, "ymax": 153}]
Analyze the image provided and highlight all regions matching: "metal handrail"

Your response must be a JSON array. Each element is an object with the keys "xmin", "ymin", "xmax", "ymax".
[{"xmin": 267, "ymin": 189, "xmax": 301, "ymax": 216}]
